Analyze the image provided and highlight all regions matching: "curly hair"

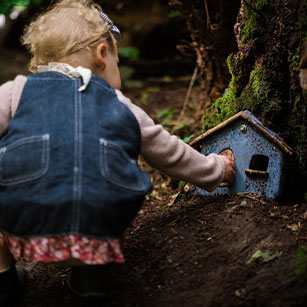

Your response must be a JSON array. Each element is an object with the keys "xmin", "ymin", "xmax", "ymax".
[{"xmin": 22, "ymin": 0, "xmax": 117, "ymax": 72}]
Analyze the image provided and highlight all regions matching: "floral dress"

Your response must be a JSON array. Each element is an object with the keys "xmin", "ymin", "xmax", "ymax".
[{"xmin": 0, "ymin": 232, "xmax": 124, "ymax": 265}]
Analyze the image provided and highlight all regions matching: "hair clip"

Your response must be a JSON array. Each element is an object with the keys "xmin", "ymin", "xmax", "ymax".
[{"xmin": 99, "ymin": 12, "xmax": 121, "ymax": 44}]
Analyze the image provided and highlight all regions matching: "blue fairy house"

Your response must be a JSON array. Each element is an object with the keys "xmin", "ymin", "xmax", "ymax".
[{"xmin": 190, "ymin": 111, "xmax": 293, "ymax": 199}]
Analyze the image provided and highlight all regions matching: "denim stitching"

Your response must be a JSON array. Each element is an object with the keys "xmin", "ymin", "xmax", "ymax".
[
  {"xmin": 0, "ymin": 134, "xmax": 50, "ymax": 186},
  {"xmin": 28, "ymin": 78, "xmax": 73, "ymax": 83},
  {"xmin": 76, "ymin": 79, "xmax": 83, "ymax": 232},
  {"xmin": 29, "ymin": 71, "xmax": 73, "ymax": 81},
  {"xmin": 99, "ymin": 138, "xmax": 145, "ymax": 192},
  {"xmin": 72, "ymin": 79, "xmax": 82, "ymax": 233},
  {"xmin": 72, "ymin": 80, "xmax": 78, "ymax": 232}
]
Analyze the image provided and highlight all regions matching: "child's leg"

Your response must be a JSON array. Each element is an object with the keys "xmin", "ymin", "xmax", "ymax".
[{"xmin": 0, "ymin": 245, "xmax": 13, "ymax": 272}]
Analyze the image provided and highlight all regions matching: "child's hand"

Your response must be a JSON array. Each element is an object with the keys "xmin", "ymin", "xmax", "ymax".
[{"xmin": 220, "ymin": 156, "xmax": 236, "ymax": 187}]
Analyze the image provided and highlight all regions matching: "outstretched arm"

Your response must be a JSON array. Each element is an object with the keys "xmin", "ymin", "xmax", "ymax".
[{"xmin": 116, "ymin": 90, "xmax": 235, "ymax": 192}]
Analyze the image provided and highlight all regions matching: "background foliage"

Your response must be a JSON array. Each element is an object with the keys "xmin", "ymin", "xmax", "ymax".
[{"xmin": 0, "ymin": 0, "xmax": 42, "ymax": 16}]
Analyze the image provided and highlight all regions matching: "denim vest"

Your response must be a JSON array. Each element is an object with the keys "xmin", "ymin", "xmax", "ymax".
[{"xmin": 0, "ymin": 72, "xmax": 152, "ymax": 238}]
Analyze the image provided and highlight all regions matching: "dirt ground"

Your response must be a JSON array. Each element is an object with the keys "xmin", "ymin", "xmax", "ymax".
[
  {"xmin": 20, "ymin": 192, "xmax": 307, "ymax": 307},
  {"xmin": 9, "ymin": 81, "xmax": 305, "ymax": 307}
]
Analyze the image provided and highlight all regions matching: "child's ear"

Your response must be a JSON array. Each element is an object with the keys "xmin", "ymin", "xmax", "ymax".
[{"xmin": 95, "ymin": 43, "xmax": 107, "ymax": 71}]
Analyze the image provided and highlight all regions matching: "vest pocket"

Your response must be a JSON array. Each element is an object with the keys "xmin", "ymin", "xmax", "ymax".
[
  {"xmin": 99, "ymin": 138, "xmax": 146, "ymax": 192},
  {"xmin": 0, "ymin": 134, "xmax": 50, "ymax": 186}
]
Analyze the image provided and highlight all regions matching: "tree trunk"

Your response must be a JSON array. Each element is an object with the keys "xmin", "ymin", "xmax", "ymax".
[
  {"xmin": 169, "ymin": 0, "xmax": 241, "ymax": 117},
  {"xmin": 202, "ymin": 0, "xmax": 307, "ymax": 201}
]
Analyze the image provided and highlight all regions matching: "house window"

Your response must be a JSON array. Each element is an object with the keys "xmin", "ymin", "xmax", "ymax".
[
  {"xmin": 249, "ymin": 154, "xmax": 269, "ymax": 171},
  {"xmin": 245, "ymin": 154, "xmax": 269, "ymax": 178}
]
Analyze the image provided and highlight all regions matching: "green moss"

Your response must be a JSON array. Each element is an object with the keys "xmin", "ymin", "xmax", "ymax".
[
  {"xmin": 237, "ymin": 65, "xmax": 270, "ymax": 115},
  {"xmin": 241, "ymin": 0, "xmax": 269, "ymax": 43},
  {"xmin": 253, "ymin": 0, "xmax": 268, "ymax": 8},
  {"xmin": 294, "ymin": 246, "xmax": 307, "ymax": 281},
  {"xmin": 241, "ymin": 11, "xmax": 257, "ymax": 43},
  {"xmin": 202, "ymin": 79, "xmax": 238, "ymax": 131},
  {"xmin": 250, "ymin": 66, "xmax": 261, "ymax": 91},
  {"xmin": 226, "ymin": 54, "xmax": 241, "ymax": 95},
  {"xmin": 202, "ymin": 63, "xmax": 270, "ymax": 131},
  {"xmin": 202, "ymin": 54, "xmax": 243, "ymax": 131}
]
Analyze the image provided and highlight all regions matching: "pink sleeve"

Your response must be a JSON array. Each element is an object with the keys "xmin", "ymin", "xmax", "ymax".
[
  {"xmin": 115, "ymin": 90, "xmax": 226, "ymax": 192},
  {"xmin": 0, "ymin": 81, "xmax": 13, "ymax": 136},
  {"xmin": 0, "ymin": 75, "xmax": 27, "ymax": 137}
]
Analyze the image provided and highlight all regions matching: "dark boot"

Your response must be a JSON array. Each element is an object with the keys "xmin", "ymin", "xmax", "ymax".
[
  {"xmin": 0, "ymin": 265, "xmax": 27, "ymax": 306},
  {"xmin": 67, "ymin": 265, "xmax": 107, "ymax": 300}
]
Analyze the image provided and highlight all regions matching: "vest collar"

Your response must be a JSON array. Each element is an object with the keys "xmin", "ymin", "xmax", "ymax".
[{"xmin": 37, "ymin": 62, "xmax": 92, "ymax": 92}]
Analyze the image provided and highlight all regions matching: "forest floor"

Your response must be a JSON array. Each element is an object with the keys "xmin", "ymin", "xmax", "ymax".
[{"xmin": 15, "ymin": 79, "xmax": 307, "ymax": 307}]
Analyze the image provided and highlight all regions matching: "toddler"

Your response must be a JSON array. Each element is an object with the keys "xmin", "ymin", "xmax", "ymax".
[{"xmin": 0, "ymin": 0, "xmax": 235, "ymax": 304}]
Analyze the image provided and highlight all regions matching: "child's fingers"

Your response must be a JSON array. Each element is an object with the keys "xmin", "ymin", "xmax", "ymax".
[{"xmin": 221, "ymin": 156, "xmax": 236, "ymax": 186}]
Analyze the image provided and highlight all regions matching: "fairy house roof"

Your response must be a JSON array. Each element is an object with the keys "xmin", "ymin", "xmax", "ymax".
[{"xmin": 190, "ymin": 111, "xmax": 294, "ymax": 155}]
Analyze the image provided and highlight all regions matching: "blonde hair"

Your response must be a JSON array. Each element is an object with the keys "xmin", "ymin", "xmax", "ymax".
[{"xmin": 22, "ymin": 0, "xmax": 117, "ymax": 72}]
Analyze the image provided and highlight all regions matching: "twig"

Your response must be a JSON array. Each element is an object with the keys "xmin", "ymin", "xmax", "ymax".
[
  {"xmin": 195, "ymin": 43, "xmax": 204, "ymax": 69},
  {"xmin": 204, "ymin": 0, "xmax": 211, "ymax": 29},
  {"xmin": 173, "ymin": 64, "xmax": 198, "ymax": 131},
  {"xmin": 235, "ymin": 193, "xmax": 268, "ymax": 205},
  {"xmin": 168, "ymin": 216, "xmax": 180, "ymax": 226},
  {"xmin": 194, "ymin": 46, "xmax": 208, "ymax": 118}
]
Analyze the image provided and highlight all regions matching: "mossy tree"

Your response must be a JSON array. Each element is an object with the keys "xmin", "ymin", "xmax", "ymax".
[{"xmin": 179, "ymin": 0, "xmax": 306, "ymax": 200}]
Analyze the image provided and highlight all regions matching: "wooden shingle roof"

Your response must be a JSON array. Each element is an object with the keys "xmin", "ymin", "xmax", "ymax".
[{"xmin": 190, "ymin": 111, "xmax": 294, "ymax": 155}]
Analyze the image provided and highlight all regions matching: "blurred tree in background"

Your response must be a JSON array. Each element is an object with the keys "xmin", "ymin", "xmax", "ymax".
[{"xmin": 169, "ymin": 0, "xmax": 241, "ymax": 116}]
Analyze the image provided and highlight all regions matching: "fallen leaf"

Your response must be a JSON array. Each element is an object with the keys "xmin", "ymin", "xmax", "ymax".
[
  {"xmin": 227, "ymin": 201, "xmax": 236, "ymax": 205},
  {"xmin": 246, "ymin": 250, "xmax": 283, "ymax": 264},
  {"xmin": 167, "ymin": 192, "xmax": 180, "ymax": 207},
  {"xmin": 287, "ymin": 222, "xmax": 301, "ymax": 231},
  {"xmin": 299, "ymin": 211, "xmax": 307, "ymax": 219},
  {"xmin": 231, "ymin": 200, "xmax": 248, "ymax": 210}
]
